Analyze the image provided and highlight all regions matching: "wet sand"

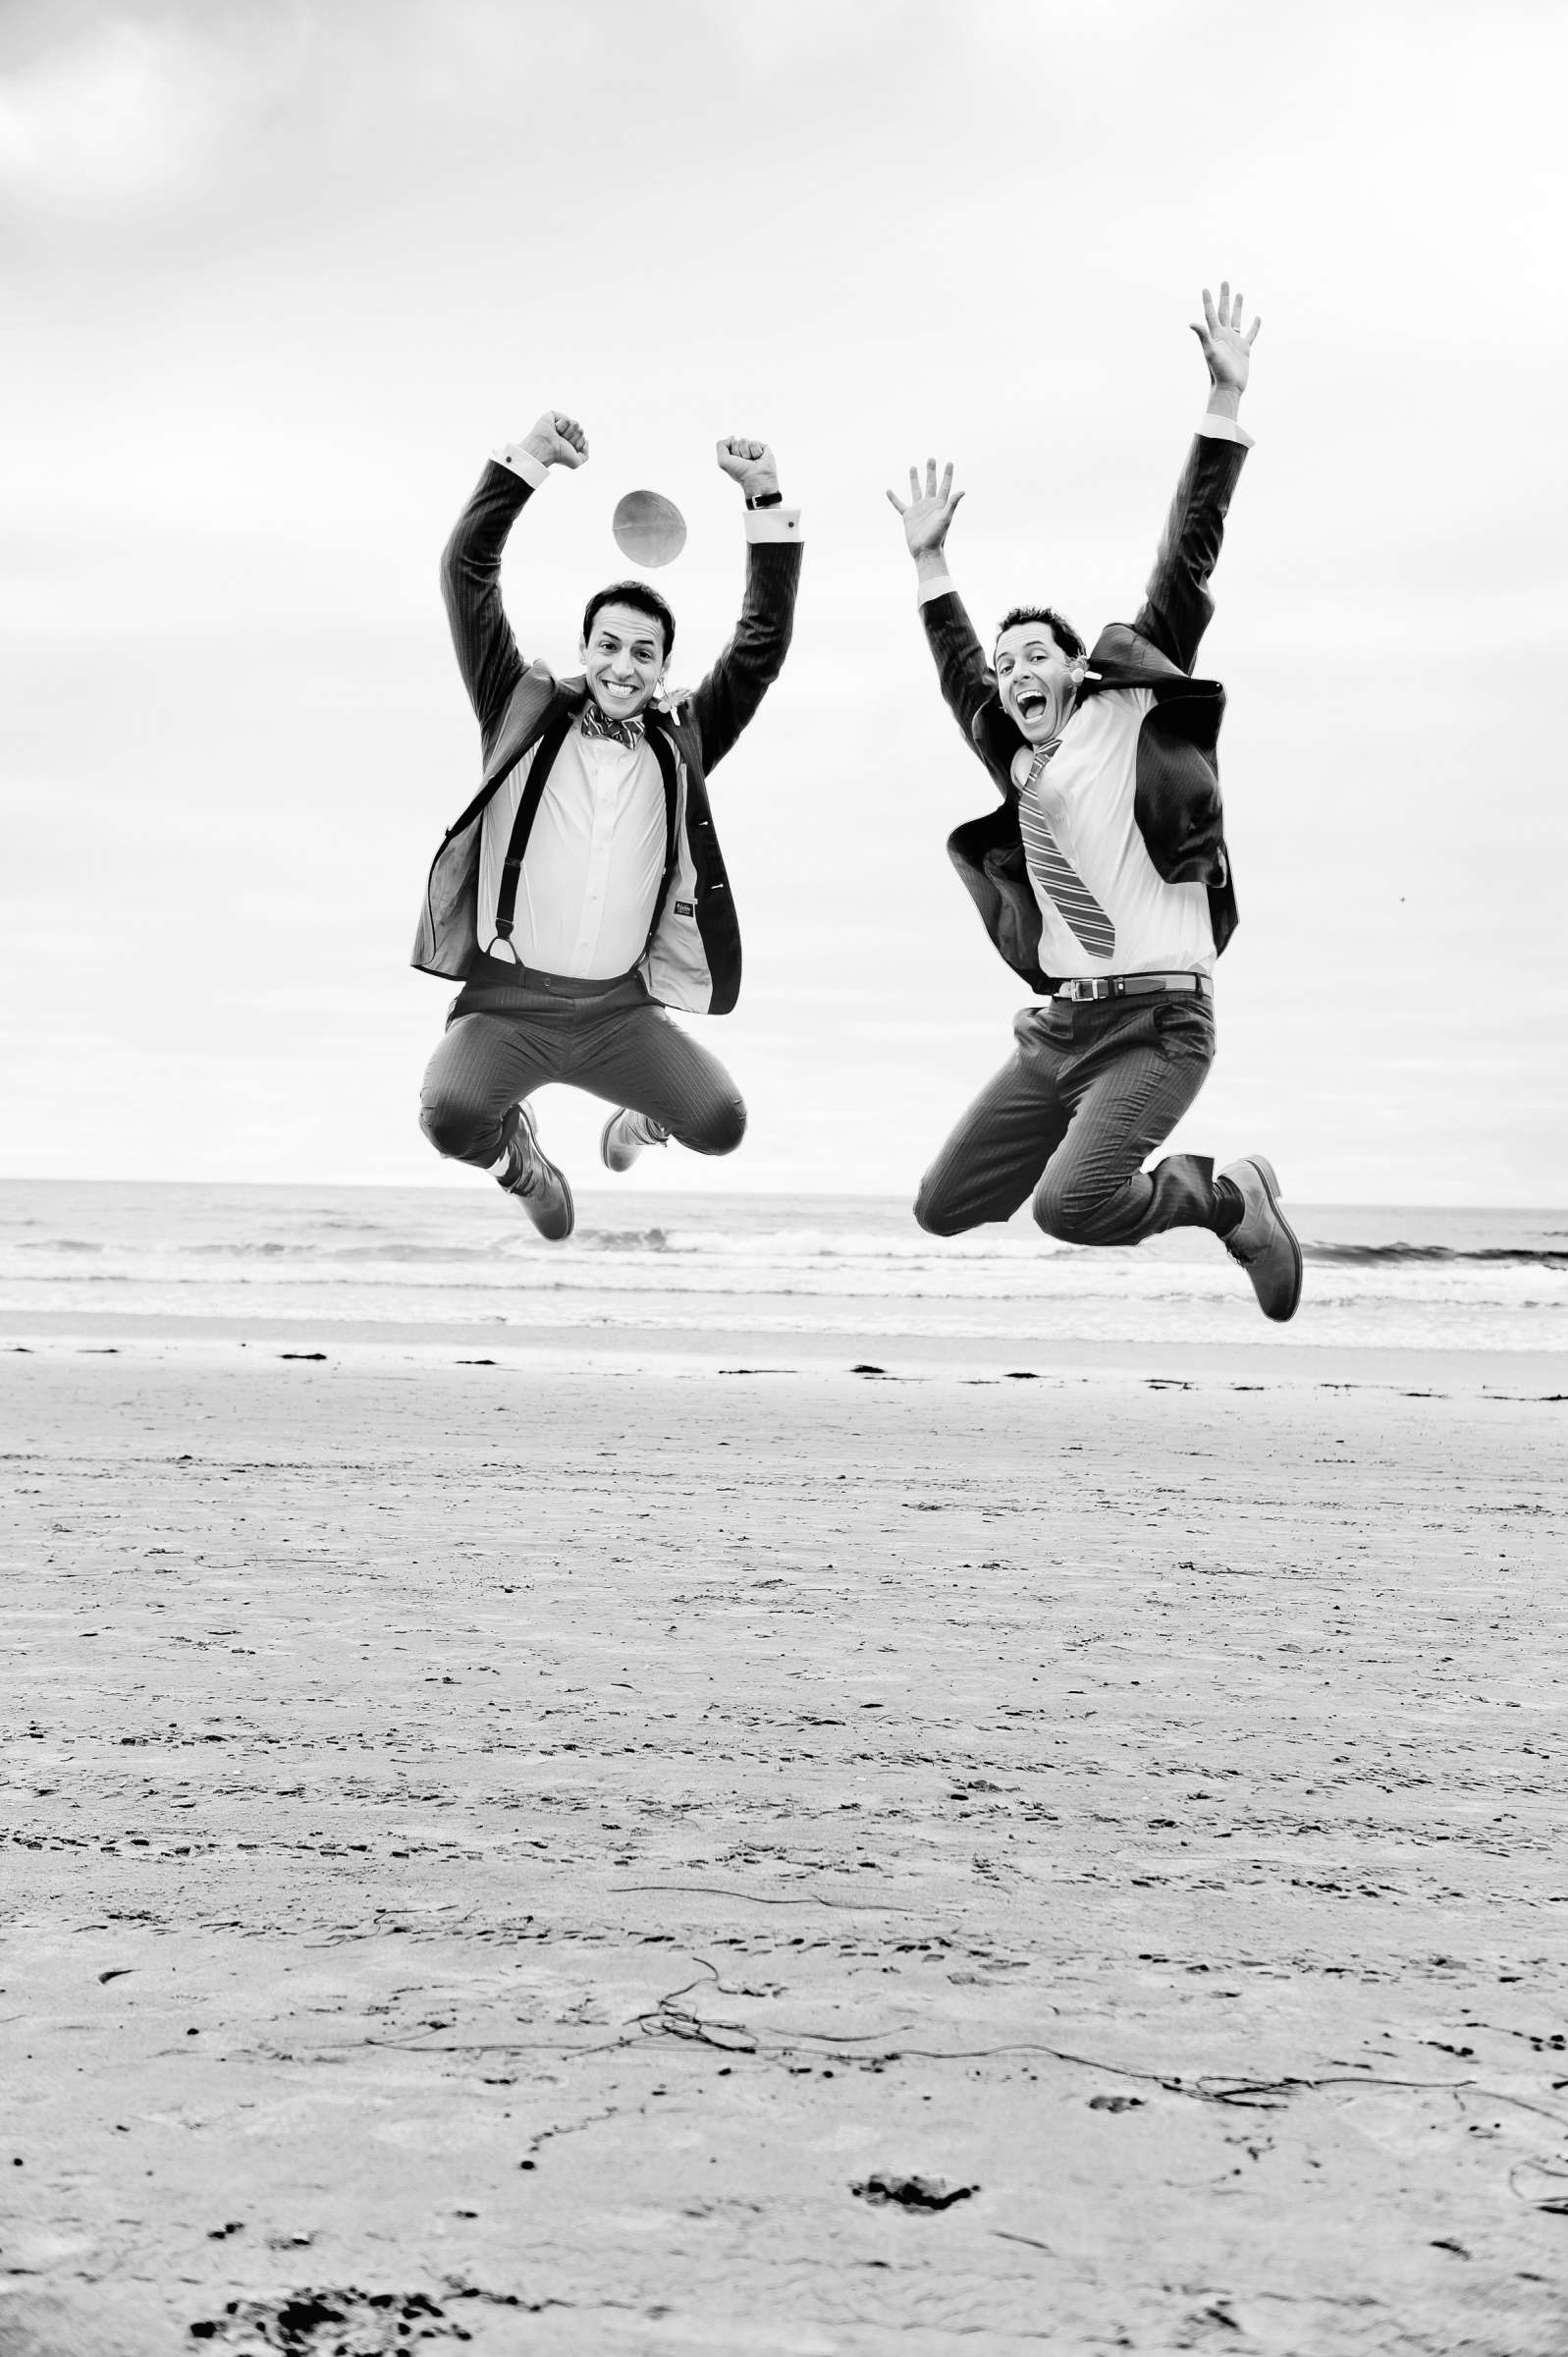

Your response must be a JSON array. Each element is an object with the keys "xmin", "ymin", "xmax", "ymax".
[{"xmin": 4, "ymin": 1331, "xmax": 1567, "ymax": 2355}]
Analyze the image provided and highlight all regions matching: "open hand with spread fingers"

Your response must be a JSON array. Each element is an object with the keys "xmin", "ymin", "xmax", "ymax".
[
  {"xmin": 1191, "ymin": 281, "xmax": 1261, "ymax": 397},
  {"xmin": 717, "ymin": 436, "xmax": 779, "ymax": 502},
  {"xmin": 521, "ymin": 411, "xmax": 589, "ymax": 469},
  {"xmin": 887, "ymin": 460, "xmax": 965, "ymax": 565}
]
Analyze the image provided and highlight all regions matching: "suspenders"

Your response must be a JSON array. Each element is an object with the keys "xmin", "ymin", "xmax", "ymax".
[
  {"xmin": 491, "ymin": 705, "xmax": 575, "ymax": 952},
  {"xmin": 638, "ymin": 724, "xmax": 682, "ymax": 969},
  {"xmin": 490, "ymin": 700, "xmax": 683, "ymax": 966}
]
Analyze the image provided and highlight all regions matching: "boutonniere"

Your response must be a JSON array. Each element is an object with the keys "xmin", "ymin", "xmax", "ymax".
[{"xmin": 654, "ymin": 685, "xmax": 691, "ymax": 724}]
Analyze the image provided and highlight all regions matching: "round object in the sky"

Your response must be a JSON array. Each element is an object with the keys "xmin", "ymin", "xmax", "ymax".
[{"xmin": 612, "ymin": 489, "xmax": 687, "ymax": 568}]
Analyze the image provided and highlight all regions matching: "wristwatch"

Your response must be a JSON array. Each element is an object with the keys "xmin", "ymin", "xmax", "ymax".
[{"xmin": 745, "ymin": 490, "xmax": 783, "ymax": 510}]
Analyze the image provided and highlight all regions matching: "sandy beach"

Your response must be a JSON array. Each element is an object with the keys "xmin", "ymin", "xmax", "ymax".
[
  {"xmin": 4, "ymin": 1307, "xmax": 1567, "ymax": 2356},
  {"xmin": 10, "ymin": 0, "xmax": 1568, "ymax": 2341}
]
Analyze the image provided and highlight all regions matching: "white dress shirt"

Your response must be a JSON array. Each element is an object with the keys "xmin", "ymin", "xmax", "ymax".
[
  {"xmin": 1010, "ymin": 690, "xmax": 1216, "ymax": 979},
  {"xmin": 469, "ymin": 443, "xmax": 802, "ymax": 982},
  {"xmin": 477, "ymin": 722, "xmax": 668, "ymax": 979}
]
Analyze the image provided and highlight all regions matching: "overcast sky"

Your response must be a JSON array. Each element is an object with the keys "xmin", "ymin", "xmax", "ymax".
[{"xmin": 3, "ymin": 0, "xmax": 1564, "ymax": 1202}]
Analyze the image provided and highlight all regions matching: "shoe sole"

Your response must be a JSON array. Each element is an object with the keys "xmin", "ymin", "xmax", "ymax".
[
  {"xmin": 600, "ymin": 1111, "xmax": 670, "ymax": 1175},
  {"xmin": 529, "ymin": 1161, "xmax": 574, "ymax": 1242},
  {"xmin": 511, "ymin": 1104, "xmax": 575, "ymax": 1241},
  {"xmin": 1245, "ymin": 1155, "xmax": 1302, "ymax": 1322},
  {"xmin": 599, "ymin": 1112, "xmax": 631, "ymax": 1175}
]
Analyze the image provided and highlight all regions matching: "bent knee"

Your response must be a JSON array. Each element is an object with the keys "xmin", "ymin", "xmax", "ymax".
[
  {"xmin": 913, "ymin": 1178, "xmax": 970, "ymax": 1237},
  {"xmin": 686, "ymin": 1094, "xmax": 746, "ymax": 1157},
  {"xmin": 419, "ymin": 1095, "xmax": 485, "ymax": 1164},
  {"xmin": 1033, "ymin": 1178, "xmax": 1115, "ymax": 1243}
]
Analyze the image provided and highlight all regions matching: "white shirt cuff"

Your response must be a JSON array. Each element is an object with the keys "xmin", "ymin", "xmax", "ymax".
[
  {"xmin": 743, "ymin": 506, "xmax": 801, "ymax": 544},
  {"xmin": 917, "ymin": 570, "xmax": 956, "ymax": 606},
  {"xmin": 493, "ymin": 443, "xmax": 551, "ymax": 489},
  {"xmin": 1197, "ymin": 412, "xmax": 1255, "ymax": 449}
]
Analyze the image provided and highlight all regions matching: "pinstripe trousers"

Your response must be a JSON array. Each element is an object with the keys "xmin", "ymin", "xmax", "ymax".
[
  {"xmin": 915, "ymin": 992, "xmax": 1223, "ymax": 1244},
  {"xmin": 419, "ymin": 973, "xmax": 745, "ymax": 1171}
]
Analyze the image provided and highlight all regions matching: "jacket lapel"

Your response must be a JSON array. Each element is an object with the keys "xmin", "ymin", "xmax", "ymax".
[
  {"xmin": 642, "ymin": 713, "xmax": 681, "ymax": 894},
  {"xmin": 481, "ymin": 669, "xmax": 583, "ymax": 790}
]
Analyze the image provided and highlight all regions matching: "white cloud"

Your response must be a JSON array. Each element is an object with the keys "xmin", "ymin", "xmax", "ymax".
[{"xmin": 0, "ymin": 14, "xmax": 228, "ymax": 208}]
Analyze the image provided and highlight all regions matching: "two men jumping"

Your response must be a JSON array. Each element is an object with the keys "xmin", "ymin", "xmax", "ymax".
[{"xmin": 413, "ymin": 284, "xmax": 1300, "ymax": 1320}]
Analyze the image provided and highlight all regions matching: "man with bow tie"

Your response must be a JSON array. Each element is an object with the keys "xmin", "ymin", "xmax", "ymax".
[
  {"xmin": 887, "ymin": 283, "xmax": 1301, "ymax": 1321},
  {"xmin": 414, "ymin": 413, "xmax": 802, "ymax": 1238}
]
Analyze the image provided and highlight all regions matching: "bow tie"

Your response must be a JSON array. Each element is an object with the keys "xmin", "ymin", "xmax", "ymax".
[{"xmin": 579, "ymin": 701, "xmax": 645, "ymax": 750}]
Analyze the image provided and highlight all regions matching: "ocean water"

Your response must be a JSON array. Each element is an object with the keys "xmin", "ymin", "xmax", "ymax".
[{"xmin": 0, "ymin": 1180, "xmax": 1564, "ymax": 1354}]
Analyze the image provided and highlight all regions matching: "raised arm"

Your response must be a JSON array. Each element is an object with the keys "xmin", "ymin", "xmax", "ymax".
[
  {"xmin": 440, "ymin": 410, "xmax": 587, "ymax": 742},
  {"xmin": 888, "ymin": 460, "xmax": 1007, "ymax": 772},
  {"xmin": 1131, "ymin": 284, "xmax": 1259, "ymax": 674},
  {"xmin": 686, "ymin": 437, "xmax": 804, "ymax": 773}
]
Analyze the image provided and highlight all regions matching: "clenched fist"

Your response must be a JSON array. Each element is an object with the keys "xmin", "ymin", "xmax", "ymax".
[
  {"xmin": 716, "ymin": 435, "xmax": 779, "ymax": 503},
  {"xmin": 521, "ymin": 411, "xmax": 588, "ymax": 470}
]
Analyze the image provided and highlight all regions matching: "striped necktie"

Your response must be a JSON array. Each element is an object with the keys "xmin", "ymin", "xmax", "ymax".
[{"xmin": 1018, "ymin": 744, "xmax": 1115, "ymax": 960}]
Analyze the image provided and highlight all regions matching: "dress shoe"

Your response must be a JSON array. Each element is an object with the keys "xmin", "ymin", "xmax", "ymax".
[
  {"xmin": 496, "ymin": 1103, "xmax": 574, "ymax": 1241},
  {"xmin": 1219, "ymin": 1155, "xmax": 1302, "ymax": 1322},
  {"xmin": 599, "ymin": 1107, "xmax": 671, "ymax": 1175}
]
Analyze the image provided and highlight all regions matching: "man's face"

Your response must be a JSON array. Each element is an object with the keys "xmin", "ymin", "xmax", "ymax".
[
  {"xmin": 580, "ymin": 601, "xmax": 667, "ymax": 720},
  {"xmin": 995, "ymin": 621, "xmax": 1082, "ymax": 745}
]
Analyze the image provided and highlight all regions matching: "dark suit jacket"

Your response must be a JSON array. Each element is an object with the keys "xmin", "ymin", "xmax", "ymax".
[
  {"xmin": 412, "ymin": 461, "xmax": 802, "ymax": 1015},
  {"xmin": 921, "ymin": 429, "xmax": 1247, "ymax": 992}
]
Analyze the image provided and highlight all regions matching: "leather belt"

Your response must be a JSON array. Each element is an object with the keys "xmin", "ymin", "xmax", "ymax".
[
  {"xmin": 471, "ymin": 951, "xmax": 641, "ymax": 999},
  {"xmin": 1054, "ymin": 971, "xmax": 1212, "ymax": 1002}
]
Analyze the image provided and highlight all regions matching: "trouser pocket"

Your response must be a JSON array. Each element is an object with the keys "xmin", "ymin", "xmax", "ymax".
[{"xmin": 1151, "ymin": 997, "xmax": 1216, "ymax": 1059}]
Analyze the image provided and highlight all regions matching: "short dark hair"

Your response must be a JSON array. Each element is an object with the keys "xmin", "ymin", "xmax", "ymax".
[
  {"xmin": 582, "ymin": 580, "xmax": 676, "ymax": 664},
  {"xmin": 993, "ymin": 604, "xmax": 1086, "ymax": 664}
]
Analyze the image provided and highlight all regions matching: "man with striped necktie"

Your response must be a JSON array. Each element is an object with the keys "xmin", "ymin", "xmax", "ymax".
[{"xmin": 887, "ymin": 283, "xmax": 1301, "ymax": 1321}]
